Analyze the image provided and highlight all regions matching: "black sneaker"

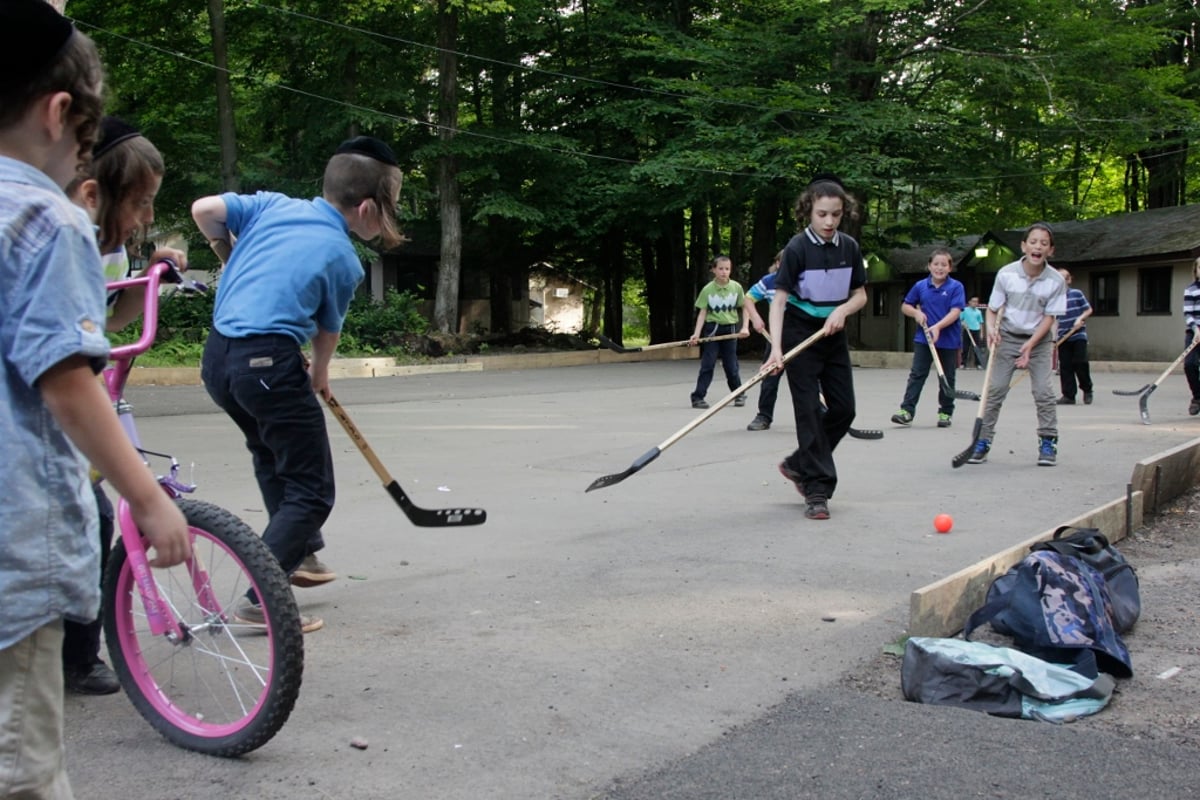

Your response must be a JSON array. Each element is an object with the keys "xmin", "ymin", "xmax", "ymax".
[
  {"xmin": 1083, "ymin": 391, "xmax": 1094, "ymax": 405},
  {"xmin": 777, "ymin": 461, "xmax": 805, "ymax": 497},
  {"xmin": 804, "ymin": 498, "xmax": 830, "ymax": 520},
  {"xmin": 1190, "ymin": 398, "xmax": 1200, "ymax": 416},
  {"xmin": 1056, "ymin": 396, "xmax": 1075, "ymax": 405},
  {"xmin": 733, "ymin": 395, "xmax": 747, "ymax": 407},
  {"xmin": 64, "ymin": 662, "xmax": 121, "ymax": 695},
  {"xmin": 692, "ymin": 399, "xmax": 709, "ymax": 409},
  {"xmin": 747, "ymin": 415, "xmax": 771, "ymax": 431}
]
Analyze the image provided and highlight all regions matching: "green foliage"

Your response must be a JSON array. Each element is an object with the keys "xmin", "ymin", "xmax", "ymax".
[
  {"xmin": 74, "ymin": 0, "xmax": 1200, "ymax": 338},
  {"xmin": 341, "ymin": 288, "xmax": 430, "ymax": 352}
]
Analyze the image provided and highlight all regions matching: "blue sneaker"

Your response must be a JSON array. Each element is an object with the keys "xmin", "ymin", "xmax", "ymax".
[
  {"xmin": 967, "ymin": 438, "xmax": 990, "ymax": 464},
  {"xmin": 1037, "ymin": 437, "xmax": 1057, "ymax": 467}
]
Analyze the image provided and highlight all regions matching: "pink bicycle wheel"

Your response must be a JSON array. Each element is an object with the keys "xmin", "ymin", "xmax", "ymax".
[{"xmin": 104, "ymin": 499, "xmax": 304, "ymax": 756}]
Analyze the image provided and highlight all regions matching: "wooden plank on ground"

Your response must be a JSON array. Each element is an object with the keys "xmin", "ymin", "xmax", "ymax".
[{"xmin": 907, "ymin": 493, "xmax": 1143, "ymax": 638}]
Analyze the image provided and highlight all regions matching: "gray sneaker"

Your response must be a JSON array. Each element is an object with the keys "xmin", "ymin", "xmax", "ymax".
[
  {"xmin": 234, "ymin": 600, "xmax": 324, "ymax": 634},
  {"xmin": 291, "ymin": 553, "xmax": 337, "ymax": 587}
]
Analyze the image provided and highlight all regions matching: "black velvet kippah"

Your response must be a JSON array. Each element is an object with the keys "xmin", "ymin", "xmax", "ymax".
[
  {"xmin": 334, "ymin": 136, "xmax": 398, "ymax": 167},
  {"xmin": 93, "ymin": 116, "xmax": 143, "ymax": 159},
  {"xmin": 807, "ymin": 172, "xmax": 845, "ymax": 190},
  {"xmin": 0, "ymin": 0, "xmax": 75, "ymax": 95}
]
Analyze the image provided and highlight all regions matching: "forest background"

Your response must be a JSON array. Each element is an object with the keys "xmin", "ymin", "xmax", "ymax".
[{"xmin": 65, "ymin": 0, "xmax": 1200, "ymax": 350}]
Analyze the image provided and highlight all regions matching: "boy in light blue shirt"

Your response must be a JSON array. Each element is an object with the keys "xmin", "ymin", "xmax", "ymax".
[{"xmin": 0, "ymin": 3, "xmax": 189, "ymax": 795}]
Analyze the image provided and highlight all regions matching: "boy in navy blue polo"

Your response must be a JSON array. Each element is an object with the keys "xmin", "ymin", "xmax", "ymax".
[
  {"xmin": 766, "ymin": 176, "xmax": 868, "ymax": 520},
  {"xmin": 892, "ymin": 248, "xmax": 965, "ymax": 428},
  {"xmin": 193, "ymin": 136, "xmax": 403, "ymax": 631}
]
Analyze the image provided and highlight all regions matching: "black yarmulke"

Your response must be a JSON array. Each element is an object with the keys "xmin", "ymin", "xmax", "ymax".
[
  {"xmin": 334, "ymin": 136, "xmax": 398, "ymax": 167},
  {"xmin": 0, "ymin": 0, "xmax": 75, "ymax": 95},
  {"xmin": 807, "ymin": 172, "xmax": 845, "ymax": 190},
  {"xmin": 92, "ymin": 116, "xmax": 142, "ymax": 159}
]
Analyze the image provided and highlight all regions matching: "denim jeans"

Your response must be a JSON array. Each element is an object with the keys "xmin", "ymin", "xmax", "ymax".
[
  {"xmin": 691, "ymin": 322, "xmax": 742, "ymax": 402},
  {"xmin": 900, "ymin": 345, "xmax": 957, "ymax": 417},
  {"xmin": 202, "ymin": 331, "xmax": 332, "ymax": 575}
]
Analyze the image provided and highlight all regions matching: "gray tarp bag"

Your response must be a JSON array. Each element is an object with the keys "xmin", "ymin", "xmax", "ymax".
[{"xmin": 901, "ymin": 637, "xmax": 1116, "ymax": 723}]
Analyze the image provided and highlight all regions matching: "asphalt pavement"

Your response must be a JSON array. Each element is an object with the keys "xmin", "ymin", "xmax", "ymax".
[{"xmin": 63, "ymin": 359, "xmax": 1200, "ymax": 799}]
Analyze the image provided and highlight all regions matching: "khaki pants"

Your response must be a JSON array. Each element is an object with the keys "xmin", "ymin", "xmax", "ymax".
[
  {"xmin": 981, "ymin": 330, "xmax": 1058, "ymax": 441},
  {"xmin": 0, "ymin": 622, "xmax": 74, "ymax": 800}
]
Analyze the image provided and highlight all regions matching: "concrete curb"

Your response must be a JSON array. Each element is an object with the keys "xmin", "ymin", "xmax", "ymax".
[
  {"xmin": 127, "ymin": 346, "xmax": 1181, "ymax": 387},
  {"xmin": 908, "ymin": 435, "xmax": 1200, "ymax": 637}
]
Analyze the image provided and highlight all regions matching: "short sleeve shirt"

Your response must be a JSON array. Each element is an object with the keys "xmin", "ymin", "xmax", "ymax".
[
  {"xmin": 0, "ymin": 156, "xmax": 108, "ymax": 648},
  {"xmin": 904, "ymin": 276, "xmax": 965, "ymax": 350},
  {"xmin": 694, "ymin": 279, "xmax": 745, "ymax": 325},
  {"xmin": 775, "ymin": 228, "xmax": 867, "ymax": 320},
  {"xmin": 988, "ymin": 260, "xmax": 1067, "ymax": 336},
  {"xmin": 214, "ymin": 193, "xmax": 364, "ymax": 343}
]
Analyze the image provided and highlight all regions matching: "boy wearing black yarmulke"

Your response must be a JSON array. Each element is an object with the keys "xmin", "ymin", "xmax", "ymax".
[
  {"xmin": 0, "ymin": 2, "xmax": 190, "ymax": 796},
  {"xmin": 192, "ymin": 137, "xmax": 403, "ymax": 631}
]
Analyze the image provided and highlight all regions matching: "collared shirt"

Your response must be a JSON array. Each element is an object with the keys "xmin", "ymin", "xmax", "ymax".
[
  {"xmin": 775, "ymin": 227, "xmax": 867, "ymax": 319},
  {"xmin": 904, "ymin": 276, "xmax": 965, "ymax": 350},
  {"xmin": 960, "ymin": 306, "xmax": 982, "ymax": 332},
  {"xmin": 213, "ymin": 192, "xmax": 364, "ymax": 344},
  {"xmin": 987, "ymin": 259, "xmax": 1067, "ymax": 336},
  {"xmin": 0, "ymin": 155, "xmax": 108, "ymax": 649},
  {"xmin": 1056, "ymin": 288, "xmax": 1091, "ymax": 341}
]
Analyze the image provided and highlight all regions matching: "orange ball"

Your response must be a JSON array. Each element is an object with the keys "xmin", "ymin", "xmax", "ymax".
[{"xmin": 934, "ymin": 513, "xmax": 954, "ymax": 534}]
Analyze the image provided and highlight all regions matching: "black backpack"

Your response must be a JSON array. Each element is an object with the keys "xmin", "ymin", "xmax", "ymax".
[
  {"xmin": 1029, "ymin": 526, "xmax": 1140, "ymax": 633},
  {"xmin": 963, "ymin": 550, "xmax": 1133, "ymax": 679}
]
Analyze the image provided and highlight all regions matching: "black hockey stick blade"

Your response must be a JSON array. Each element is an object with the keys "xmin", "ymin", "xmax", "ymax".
[
  {"xmin": 848, "ymin": 427, "xmax": 884, "ymax": 440},
  {"xmin": 385, "ymin": 480, "xmax": 487, "ymax": 526},
  {"xmin": 954, "ymin": 388, "xmax": 981, "ymax": 401},
  {"xmin": 586, "ymin": 447, "xmax": 662, "ymax": 492},
  {"xmin": 1112, "ymin": 384, "xmax": 1151, "ymax": 397},
  {"xmin": 596, "ymin": 333, "xmax": 638, "ymax": 354},
  {"xmin": 952, "ymin": 418, "xmax": 983, "ymax": 469},
  {"xmin": 1138, "ymin": 385, "xmax": 1157, "ymax": 425}
]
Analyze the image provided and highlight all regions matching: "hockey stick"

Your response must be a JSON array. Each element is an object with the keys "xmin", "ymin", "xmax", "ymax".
[
  {"xmin": 596, "ymin": 331, "xmax": 743, "ymax": 354},
  {"xmin": 587, "ymin": 329, "xmax": 827, "ymax": 492},
  {"xmin": 753, "ymin": 330, "xmax": 882, "ymax": 440},
  {"xmin": 1111, "ymin": 332, "xmax": 1200, "ymax": 425},
  {"xmin": 920, "ymin": 321, "xmax": 980, "ymax": 401},
  {"xmin": 952, "ymin": 314, "xmax": 1001, "ymax": 468},
  {"xmin": 964, "ymin": 327, "xmax": 987, "ymax": 369},
  {"xmin": 1007, "ymin": 322, "xmax": 1086, "ymax": 391},
  {"xmin": 322, "ymin": 393, "xmax": 487, "ymax": 526}
]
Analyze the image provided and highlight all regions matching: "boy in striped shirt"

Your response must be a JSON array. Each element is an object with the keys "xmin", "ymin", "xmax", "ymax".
[
  {"xmin": 1183, "ymin": 257, "xmax": 1200, "ymax": 415},
  {"xmin": 968, "ymin": 223, "xmax": 1067, "ymax": 466}
]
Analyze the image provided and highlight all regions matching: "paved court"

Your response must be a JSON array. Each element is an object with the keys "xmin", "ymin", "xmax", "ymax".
[{"xmin": 63, "ymin": 360, "xmax": 1200, "ymax": 799}]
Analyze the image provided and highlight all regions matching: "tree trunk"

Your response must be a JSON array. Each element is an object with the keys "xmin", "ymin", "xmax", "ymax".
[
  {"xmin": 601, "ymin": 229, "xmax": 623, "ymax": 341},
  {"xmin": 750, "ymin": 193, "xmax": 781, "ymax": 278},
  {"xmin": 207, "ymin": 0, "xmax": 240, "ymax": 192},
  {"xmin": 433, "ymin": 0, "xmax": 461, "ymax": 333}
]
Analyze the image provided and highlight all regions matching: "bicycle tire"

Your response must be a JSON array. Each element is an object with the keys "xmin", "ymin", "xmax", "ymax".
[{"xmin": 103, "ymin": 498, "xmax": 305, "ymax": 756}]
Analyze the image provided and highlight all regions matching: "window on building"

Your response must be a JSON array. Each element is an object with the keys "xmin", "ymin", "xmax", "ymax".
[
  {"xmin": 1138, "ymin": 267, "xmax": 1172, "ymax": 315},
  {"xmin": 1090, "ymin": 271, "xmax": 1119, "ymax": 315},
  {"xmin": 872, "ymin": 286, "xmax": 888, "ymax": 317}
]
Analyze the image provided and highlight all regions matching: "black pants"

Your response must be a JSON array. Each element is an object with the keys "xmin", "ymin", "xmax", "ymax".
[
  {"xmin": 202, "ymin": 331, "xmax": 332, "ymax": 575},
  {"xmin": 62, "ymin": 486, "xmax": 113, "ymax": 669},
  {"xmin": 780, "ymin": 313, "xmax": 855, "ymax": 501},
  {"xmin": 1057, "ymin": 338, "xmax": 1093, "ymax": 400}
]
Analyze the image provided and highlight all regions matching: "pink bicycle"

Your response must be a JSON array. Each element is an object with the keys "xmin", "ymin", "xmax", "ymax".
[{"xmin": 100, "ymin": 260, "xmax": 303, "ymax": 756}]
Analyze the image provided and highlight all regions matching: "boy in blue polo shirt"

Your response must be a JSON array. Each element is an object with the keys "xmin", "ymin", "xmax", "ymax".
[
  {"xmin": 892, "ymin": 248, "xmax": 965, "ymax": 428},
  {"xmin": 193, "ymin": 136, "xmax": 403, "ymax": 631}
]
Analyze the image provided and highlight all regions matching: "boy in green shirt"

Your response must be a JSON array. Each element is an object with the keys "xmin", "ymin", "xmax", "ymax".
[{"xmin": 688, "ymin": 255, "xmax": 749, "ymax": 408}]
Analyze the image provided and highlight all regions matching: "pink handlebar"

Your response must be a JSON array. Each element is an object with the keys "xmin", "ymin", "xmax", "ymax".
[{"xmin": 106, "ymin": 259, "xmax": 179, "ymax": 361}]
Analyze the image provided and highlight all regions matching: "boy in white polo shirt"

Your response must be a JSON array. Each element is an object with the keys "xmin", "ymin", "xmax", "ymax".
[{"xmin": 968, "ymin": 222, "xmax": 1067, "ymax": 466}]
